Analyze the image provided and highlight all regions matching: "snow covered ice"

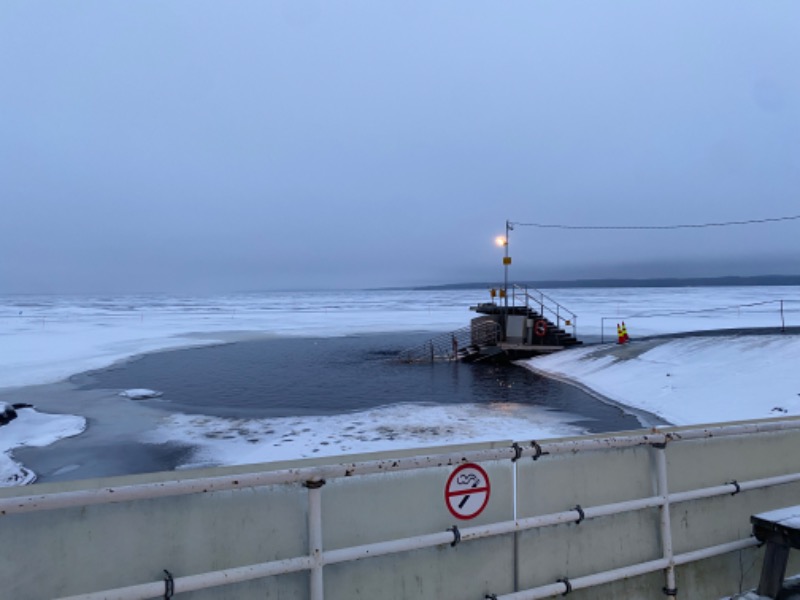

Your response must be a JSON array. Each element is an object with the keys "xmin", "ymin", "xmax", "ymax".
[
  {"xmin": 1, "ymin": 286, "xmax": 798, "ymax": 486},
  {"xmin": 152, "ymin": 403, "xmax": 584, "ymax": 469},
  {"xmin": 119, "ymin": 389, "xmax": 164, "ymax": 400},
  {"xmin": 0, "ymin": 406, "xmax": 85, "ymax": 485}
]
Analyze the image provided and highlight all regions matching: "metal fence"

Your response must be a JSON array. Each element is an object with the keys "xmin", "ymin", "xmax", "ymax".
[
  {"xmin": 3, "ymin": 419, "xmax": 800, "ymax": 599},
  {"xmin": 512, "ymin": 285, "xmax": 578, "ymax": 338},
  {"xmin": 599, "ymin": 299, "xmax": 798, "ymax": 342},
  {"xmin": 397, "ymin": 320, "xmax": 501, "ymax": 363}
]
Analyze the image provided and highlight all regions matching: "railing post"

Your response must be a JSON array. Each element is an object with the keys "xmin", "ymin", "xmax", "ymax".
[
  {"xmin": 781, "ymin": 300, "xmax": 785, "ymax": 332},
  {"xmin": 306, "ymin": 479, "xmax": 326, "ymax": 600},
  {"xmin": 654, "ymin": 445, "xmax": 677, "ymax": 597}
]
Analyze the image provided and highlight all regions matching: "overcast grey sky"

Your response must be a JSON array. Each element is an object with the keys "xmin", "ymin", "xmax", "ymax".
[{"xmin": 2, "ymin": 2, "xmax": 799, "ymax": 293}]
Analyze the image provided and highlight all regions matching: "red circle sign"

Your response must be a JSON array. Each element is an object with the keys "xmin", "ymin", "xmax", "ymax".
[{"xmin": 445, "ymin": 463, "xmax": 491, "ymax": 520}]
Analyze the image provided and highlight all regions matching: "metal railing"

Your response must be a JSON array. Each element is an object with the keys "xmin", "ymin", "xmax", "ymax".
[
  {"xmin": 397, "ymin": 320, "xmax": 501, "ymax": 363},
  {"xmin": 599, "ymin": 299, "xmax": 796, "ymax": 343},
  {"xmin": 512, "ymin": 285, "xmax": 578, "ymax": 338},
  {"xmin": 5, "ymin": 419, "xmax": 800, "ymax": 600}
]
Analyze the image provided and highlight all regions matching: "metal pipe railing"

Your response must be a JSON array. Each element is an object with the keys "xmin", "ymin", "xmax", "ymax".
[
  {"xmin": 13, "ymin": 419, "xmax": 800, "ymax": 600},
  {"xmin": 512, "ymin": 285, "xmax": 577, "ymax": 338},
  {"xmin": 52, "ymin": 468, "xmax": 800, "ymax": 600},
  {"xmin": 309, "ymin": 483, "xmax": 324, "ymax": 600},
  {"xmin": 494, "ymin": 538, "xmax": 760, "ymax": 600},
  {"xmin": 57, "ymin": 556, "xmax": 317, "ymax": 600},
  {"xmin": 655, "ymin": 446, "xmax": 677, "ymax": 595},
  {"xmin": 397, "ymin": 320, "xmax": 501, "ymax": 363},
  {"xmin": 7, "ymin": 420, "xmax": 800, "ymax": 517},
  {"xmin": 599, "ymin": 299, "xmax": 795, "ymax": 342}
]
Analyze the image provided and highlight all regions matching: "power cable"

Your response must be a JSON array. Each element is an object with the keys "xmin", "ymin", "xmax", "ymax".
[{"xmin": 512, "ymin": 214, "xmax": 800, "ymax": 231}]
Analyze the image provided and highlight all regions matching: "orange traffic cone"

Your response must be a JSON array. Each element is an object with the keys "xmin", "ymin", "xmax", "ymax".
[
  {"xmin": 617, "ymin": 323, "xmax": 624, "ymax": 344},
  {"xmin": 621, "ymin": 322, "xmax": 630, "ymax": 343}
]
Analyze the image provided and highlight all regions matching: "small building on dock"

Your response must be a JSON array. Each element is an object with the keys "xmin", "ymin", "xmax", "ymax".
[
  {"xmin": 468, "ymin": 298, "xmax": 581, "ymax": 361},
  {"xmin": 398, "ymin": 286, "xmax": 581, "ymax": 364},
  {"xmin": 465, "ymin": 285, "xmax": 581, "ymax": 361}
]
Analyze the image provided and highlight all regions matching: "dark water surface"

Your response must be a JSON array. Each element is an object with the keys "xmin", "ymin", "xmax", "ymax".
[
  {"xmin": 11, "ymin": 332, "xmax": 649, "ymax": 484},
  {"xmin": 74, "ymin": 332, "xmax": 642, "ymax": 433}
]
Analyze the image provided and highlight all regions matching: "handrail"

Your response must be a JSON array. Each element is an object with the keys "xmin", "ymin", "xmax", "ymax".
[
  {"xmin": 6, "ymin": 419, "xmax": 800, "ymax": 516},
  {"xmin": 599, "ymin": 299, "xmax": 793, "ymax": 343},
  {"xmin": 397, "ymin": 320, "xmax": 501, "ymax": 363},
  {"xmin": 512, "ymin": 284, "xmax": 577, "ymax": 338},
  {"xmin": 17, "ymin": 418, "xmax": 800, "ymax": 600}
]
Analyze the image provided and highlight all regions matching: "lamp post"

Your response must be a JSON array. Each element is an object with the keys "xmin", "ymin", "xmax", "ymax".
[
  {"xmin": 495, "ymin": 220, "xmax": 513, "ymax": 341},
  {"xmin": 504, "ymin": 220, "xmax": 513, "ymax": 306}
]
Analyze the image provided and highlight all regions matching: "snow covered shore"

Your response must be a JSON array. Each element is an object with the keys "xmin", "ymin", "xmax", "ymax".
[
  {"xmin": 523, "ymin": 333, "xmax": 800, "ymax": 425},
  {"xmin": 0, "ymin": 404, "xmax": 85, "ymax": 485}
]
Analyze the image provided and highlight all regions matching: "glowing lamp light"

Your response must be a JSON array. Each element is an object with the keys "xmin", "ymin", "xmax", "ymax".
[{"xmin": 495, "ymin": 235, "xmax": 507, "ymax": 247}]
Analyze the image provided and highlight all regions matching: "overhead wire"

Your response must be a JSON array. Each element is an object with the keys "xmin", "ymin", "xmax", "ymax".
[
  {"xmin": 623, "ymin": 299, "xmax": 781, "ymax": 319},
  {"xmin": 511, "ymin": 214, "xmax": 800, "ymax": 231}
]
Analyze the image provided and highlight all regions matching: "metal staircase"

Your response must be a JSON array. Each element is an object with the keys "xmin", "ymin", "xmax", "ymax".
[
  {"xmin": 398, "ymin": 286, "xmax": 581, "ymax": 364},
  {"xmin": 397, "ymin": 320, "xmax": 501, "ymax": 363},
  {"xmin": 511, "ymin": 284, "xmax": 579, "ymax": 341}
]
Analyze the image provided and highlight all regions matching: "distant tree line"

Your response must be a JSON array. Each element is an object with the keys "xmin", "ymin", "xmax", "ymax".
[{"xmin": 410, "ymin": 275, "xmax": 800, "ymax": 291}]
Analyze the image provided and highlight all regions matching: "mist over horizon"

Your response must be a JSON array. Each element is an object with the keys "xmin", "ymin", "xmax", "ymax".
[{"xmin": 5, "ymin": 262, "xmax": 800, "ymax": 297}]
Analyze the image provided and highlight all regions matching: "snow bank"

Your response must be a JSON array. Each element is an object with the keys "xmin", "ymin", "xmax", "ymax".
[
  {"xmin": 0, "ymin": 402, "xmax": 16, "ymax": 425},
  {"xmin": 1, "ymin": 407, "xmax": 86, "ymax": 486},
  {"xmin": 523, "ymin": 334, "xmax": 800, "ymax": 425}
]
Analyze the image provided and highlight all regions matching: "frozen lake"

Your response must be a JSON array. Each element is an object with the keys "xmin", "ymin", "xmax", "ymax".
[{"xmin": 2, "ymin": 286, "xmax": 799, "ymax": 485}]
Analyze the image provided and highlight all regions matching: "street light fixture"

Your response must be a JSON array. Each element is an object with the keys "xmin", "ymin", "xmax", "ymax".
[{"xmin": 495, "ymin": 220, "xmax": 513, "ymax": 341}]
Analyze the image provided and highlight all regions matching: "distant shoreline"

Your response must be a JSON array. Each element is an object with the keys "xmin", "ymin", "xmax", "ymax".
[{"xmin": 406, "ymin": 274, "xmax": 800, "ymax": 291}]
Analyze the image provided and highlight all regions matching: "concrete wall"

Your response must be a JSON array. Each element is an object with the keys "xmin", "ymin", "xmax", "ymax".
[
  {"xmin": 2, "ymin": 420, "xmax": 800, "ymax": 600},
  {"xmin": 511, "ymin": 422, "xmax": 800, "ymax": 600},
  {"xmin": 1, "ymin": 478, "xmax": 309, "ymax": 599}
]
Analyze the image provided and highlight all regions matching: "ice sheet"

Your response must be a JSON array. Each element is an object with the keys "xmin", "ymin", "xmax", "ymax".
[
  {"xmin": 0, "ymin": 408, "xmax": 86, "ymax": 485},
  {"xmin": 2, "ymin": 287, "xmax": 799, "ymax": 486},
  {"xmin": 144, "ymin": 402, "xmax": 584, "ymax": 468},
  {"xmin": 2, "ymin": 287, "xmax": 797, "ymax": 391}
]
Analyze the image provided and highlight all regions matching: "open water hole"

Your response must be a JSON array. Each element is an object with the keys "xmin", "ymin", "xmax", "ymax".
[
  {"xmin": 73, "ymin": 332, "xmax": 641, "ymax": 433},
  {"xmin": 13, "ymin": 332, "xmax": 644, "ymax": 483}
]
